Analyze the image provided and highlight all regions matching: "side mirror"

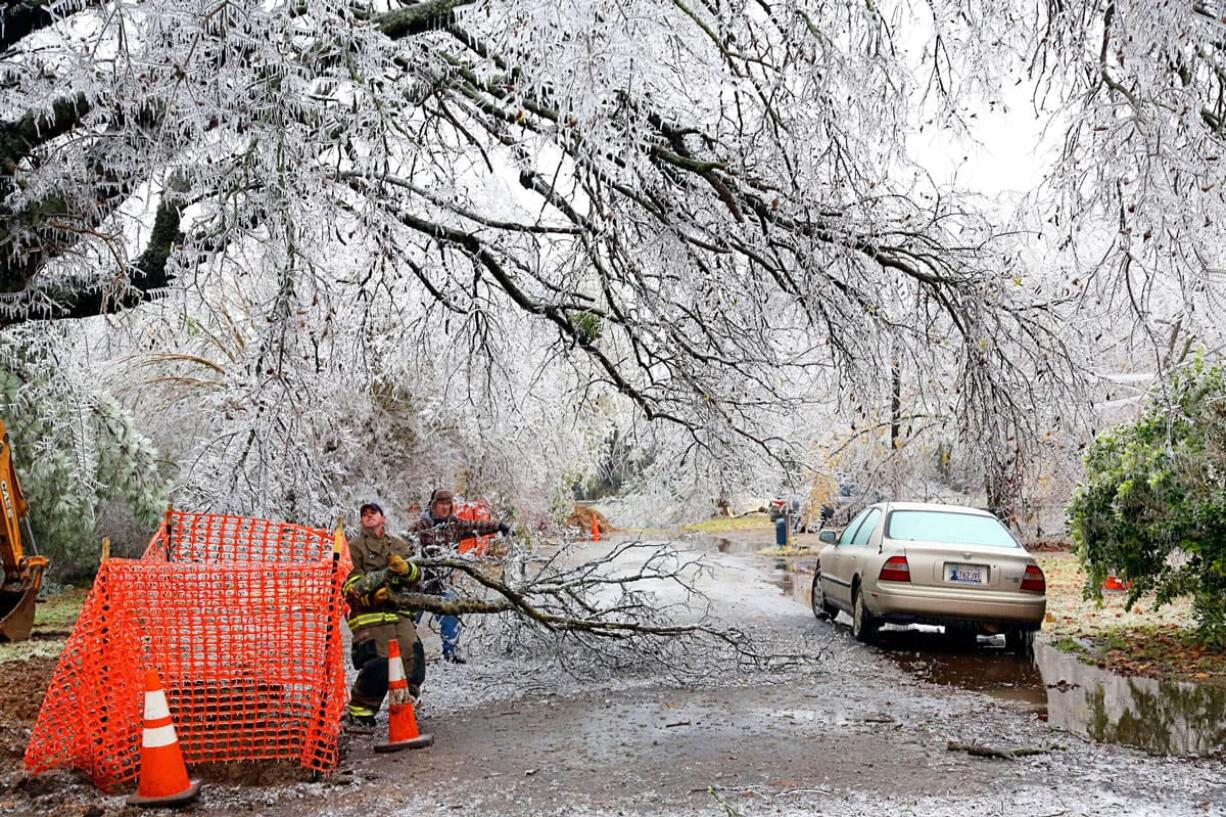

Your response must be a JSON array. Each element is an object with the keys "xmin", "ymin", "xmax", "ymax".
[{"xmin": 819, "ymin": 529, "xmax": 837, "ymax": 544}]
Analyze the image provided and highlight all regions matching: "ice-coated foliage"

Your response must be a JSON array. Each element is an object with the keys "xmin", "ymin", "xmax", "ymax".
[
  {"xmin": 3, "ymin": 1, "xmax": 1223, "ymax": 534},
  {"xmin": 0, "ymin": 330, "xmax": 168, "ymax": 577},
  {"xmin": 1035, "ymin": 2, "xmax": 1226, "ymax": 293},
  {"xmin": 1068, "ymin": 357, "xmax": 1226, "ymax": 645}
]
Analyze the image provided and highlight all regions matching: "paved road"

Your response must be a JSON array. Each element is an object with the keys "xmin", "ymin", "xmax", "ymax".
[{"xmin": 10, "ymin": 538, "xmax": 1225, "ymax": 816}]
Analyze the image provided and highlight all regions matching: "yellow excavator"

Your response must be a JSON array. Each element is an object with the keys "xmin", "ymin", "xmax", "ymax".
[{"xmin": 0, "ymin": 419, "xmax": 48, "ymax": 642}]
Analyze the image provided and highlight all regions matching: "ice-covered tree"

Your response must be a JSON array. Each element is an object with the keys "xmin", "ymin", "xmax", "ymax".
[
  {"xmin": 0, "ymin": 329, "xmax": 167, "ymax": 576},
  {"xmin": 0, "ymin": 1, "xmax": 1101, "ymax": 520}
]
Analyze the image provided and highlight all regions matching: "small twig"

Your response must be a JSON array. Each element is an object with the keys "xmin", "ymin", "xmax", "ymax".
[
  {"xmin": 707, "ymin": 787, "xmax": 746, "ymax": 816},
  {"xmin": 772, "ymin": 786, "xmax": 834, "ymax": 798},
  {"xmin": 946, "ymin": 740, "xmax": 1052, "ymax": 760}
]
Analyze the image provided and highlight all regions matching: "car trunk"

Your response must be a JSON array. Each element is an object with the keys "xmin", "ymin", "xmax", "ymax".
[{"xmin": 884, "ymin": 538, "xmax": 1031, "ymax": 591}]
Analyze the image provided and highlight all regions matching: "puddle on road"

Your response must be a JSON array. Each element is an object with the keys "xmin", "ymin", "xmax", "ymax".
[
  {"xmin": 1031, "ymin": 641, "xmax": 1226, "ymax": 757},
  {"xmin": 712, "ymin": 537, "xmax": 764, "ymax": 555},
  {"xmin": 881, "ymin": 635, "xmax": 1046, "ymax": 709},
  {"xmin": 781, "ymin": 564, "xmax": 1225, "ymax": 757},
  {"xmin": 881, "ymin": 636, "xmax": 1225, "ymax": 756}
]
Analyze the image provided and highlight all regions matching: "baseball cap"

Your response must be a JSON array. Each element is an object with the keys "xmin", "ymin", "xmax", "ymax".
[{"xmin": 359, "ymin": 501, "xmax": 384, "ymax": 516}]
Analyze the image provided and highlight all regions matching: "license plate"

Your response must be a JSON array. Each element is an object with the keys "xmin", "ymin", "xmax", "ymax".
[{"xmin": 945, "ymin": 563, "xmax": 986, "ymax": 584}]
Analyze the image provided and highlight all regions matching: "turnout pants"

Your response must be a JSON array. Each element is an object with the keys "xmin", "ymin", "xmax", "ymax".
[{"xmin": 348, "ymin": 616, "xmax": 425, "ymax": 715}]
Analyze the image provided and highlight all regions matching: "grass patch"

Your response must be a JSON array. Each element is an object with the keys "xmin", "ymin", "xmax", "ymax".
[
  {"xmin": 0, "ymin": 587, "xmax": 87, "ymax": 665},
  {"xmin": 0, "ymin": 640, "xmax": 66, "ymax": 663},
  {"xmin": 1036, "ymin": 552, "xmax": 1196, "ymax": 638},
  {"xmin": 1051, "ymin": 636, "xmax": 1088, "ymax": 656},
  {"xmin": 682, "ymin": 515, "xmax": 772, "ymax": 534},
  {"xmin": 33, "ymin": 587, "xmax": 88, "ymax": 629},
  {"xmin": 1035, "ymin": 552, "xmax": 1223, "ymax": 684},
  {"xmin": 758, "ymin": 545, "xmax": 818, "ymax": 556},
  {"xmin": 1079, "ymin": 626, "xmax": 1226, "ymax": 684}
]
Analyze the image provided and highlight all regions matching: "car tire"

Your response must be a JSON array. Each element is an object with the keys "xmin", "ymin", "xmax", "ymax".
[
  {"xmin": 810, "ymin": 568, "xmax": 837, "ymax": 621},
  {"xmin": 851, "ymin": 587, "xmax": 879, "ymax": 643},
  {"xmin": 1005, "ymin": 629, "xmax": 1035, "ymax": 655}
]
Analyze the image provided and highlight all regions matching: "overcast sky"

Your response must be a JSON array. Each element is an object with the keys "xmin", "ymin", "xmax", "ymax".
[{"xmin": 915, "ymin": 88, "xmax": 1056, "ymax": 203}]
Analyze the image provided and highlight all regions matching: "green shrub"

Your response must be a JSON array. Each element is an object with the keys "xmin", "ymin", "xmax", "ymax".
[
  {"xmin": 1, "ymin": 343, "xmax": 168, "ymax": 580},
  {"xmin": 1068, "ymin": 358, "xmax": 1226, "ymax": 646}
]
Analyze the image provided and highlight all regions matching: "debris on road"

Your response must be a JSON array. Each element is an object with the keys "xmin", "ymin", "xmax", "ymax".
[{"xmin": 946, "ymin": 740, "xmax": 1054, "ymax": 760}]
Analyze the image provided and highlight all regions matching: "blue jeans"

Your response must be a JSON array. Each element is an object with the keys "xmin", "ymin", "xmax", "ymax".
[{"xmin": 415, "ymin": 589, "xmax": 461, "ymax": 657}]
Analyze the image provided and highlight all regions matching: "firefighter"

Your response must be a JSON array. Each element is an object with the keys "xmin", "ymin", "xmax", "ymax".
[
  {"xmin": 406, "ymin": 489, "xmax": 510, "ymax": 664},
  {"xmin": 342, "ymin": 501, "xmax": 424, "ymax": 731}
]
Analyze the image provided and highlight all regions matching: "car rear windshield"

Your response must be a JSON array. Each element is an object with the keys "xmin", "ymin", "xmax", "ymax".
[{"xmin": 885, "ymin": 510, "xmax": 1018, "ymax": 547}]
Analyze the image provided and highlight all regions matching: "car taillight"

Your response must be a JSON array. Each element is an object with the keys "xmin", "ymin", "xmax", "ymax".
[
  {"xmin": 879, "ymin": 555, "xmax": 910, "ymax": 582},
  {"xmin": 1020, "ymin": 564, "xmax": 1045, "ymax": 592}
]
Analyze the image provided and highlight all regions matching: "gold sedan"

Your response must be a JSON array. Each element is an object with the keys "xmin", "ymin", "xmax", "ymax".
[{"xmin": 811, "ymin": 502, "xmax": 1046, "ymax": 650}]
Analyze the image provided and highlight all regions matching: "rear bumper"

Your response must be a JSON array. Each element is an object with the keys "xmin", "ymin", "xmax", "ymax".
[{"xmin": 867, "ymin": 583, "xmax": 1046, "ymax": 631}]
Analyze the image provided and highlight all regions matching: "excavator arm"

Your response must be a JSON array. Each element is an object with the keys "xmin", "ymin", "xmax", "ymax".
[{"xmin": 0, "ymin": 419, "xmax": 48, "ymax": 641}]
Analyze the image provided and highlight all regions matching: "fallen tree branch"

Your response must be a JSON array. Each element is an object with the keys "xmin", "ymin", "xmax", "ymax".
[
  {"xmin": 385, "ymin": 548, "xmax": 753, "ymax": 652},
  {"xmin": 374, "ymin": 540, "xmax": 832, "ymax": 672}
]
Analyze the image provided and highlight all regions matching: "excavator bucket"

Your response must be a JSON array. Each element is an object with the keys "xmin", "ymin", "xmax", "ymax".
[
  {"xmin": 0, "ymin": 418, "xmax": 48, "ymax": 641},
  {"xmin": 0, "ymin": 579, "xmax": 41, "ymax": 642},
  {"xmin": 0, "ymin": 553, "xmax": 48, "ymax": 642},
  {"xmin": 0, "ymin": 550, "xmax": 47, "ymax": 642}
]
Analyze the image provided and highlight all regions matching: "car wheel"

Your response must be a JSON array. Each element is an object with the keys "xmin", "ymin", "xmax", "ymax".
[
  {"xmin": 851, "ymin": 587, "xmax": 879, "ymax": 643},
  {"xmin": 1005, "ymin": 629, "xmax": 1035, "ymax": 655},
  {"xmin": 810, "ymin": 568, "xmax": 837, "ymax": 621}
]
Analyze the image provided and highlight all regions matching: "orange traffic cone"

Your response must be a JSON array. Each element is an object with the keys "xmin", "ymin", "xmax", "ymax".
[
  {"xmin": 591, "ymin": 514, "xmax": 601, "ymax": 543},
  {"xmin": 374, "ymin": 639, "xmax": 433, "ymax": 753},
  {"xmin": 127, "ymin": 669, "xmax": 201, "ymax": 807}
]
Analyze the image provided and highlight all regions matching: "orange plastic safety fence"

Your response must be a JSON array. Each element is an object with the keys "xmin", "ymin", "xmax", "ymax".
[
  {"xmin": 454, "ymin": 499, "xmax": 494, "ymax": 555},
  {"xmin": 24, "ymin": 511, "xmax": 352, "ymax": 791}
]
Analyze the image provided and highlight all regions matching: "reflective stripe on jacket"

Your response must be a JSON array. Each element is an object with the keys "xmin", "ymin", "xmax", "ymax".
[{"xmin": 344, "ymin": 528, "xmax": 419, "ymax": 630}]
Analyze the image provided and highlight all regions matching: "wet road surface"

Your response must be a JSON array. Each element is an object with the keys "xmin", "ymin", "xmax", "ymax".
[
  {"xmin": 775, "ymin": 551, "xmax": 1226, "ymax": 759},
  {"xmin": 7, "ymin": 535, "xmax": 1224, "ymax": 817}
]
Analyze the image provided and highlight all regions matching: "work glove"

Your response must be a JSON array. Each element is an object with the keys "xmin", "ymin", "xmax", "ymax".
[
  {"xmin": 498, "ymin": 521, "xmax": 512, "ymax": 537},
  {"xmin": 373, "ymin": 586, "xmax": 392, "ymax": 604},
  {"xmin": 386, "ymin": 553, "xmax": 421, "ymax": 587}
]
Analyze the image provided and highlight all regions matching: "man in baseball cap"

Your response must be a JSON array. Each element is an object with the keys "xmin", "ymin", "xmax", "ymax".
[{"xmin": 341, "ymin": 500, "xmax": 423, "ymax": 731}]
